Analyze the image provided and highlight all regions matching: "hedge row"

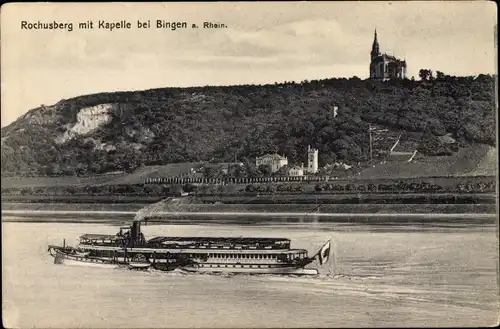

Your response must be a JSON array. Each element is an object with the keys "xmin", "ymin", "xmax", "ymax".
[
  {"xmin": 245, "ymin": 184, "xmax": 305, "ymax": 193},
  {"xmin": 1, "ymin": 179, "xmax": 496, "ymax": 197},
  {"xmin": 314, "ymin": 181, "xmax": 495, "ymax": 193}
]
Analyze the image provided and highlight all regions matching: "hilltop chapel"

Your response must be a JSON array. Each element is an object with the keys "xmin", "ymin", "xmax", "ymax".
[{"xmin": 369, "ymin": 29, "xmax": 407, "ymax": 80}]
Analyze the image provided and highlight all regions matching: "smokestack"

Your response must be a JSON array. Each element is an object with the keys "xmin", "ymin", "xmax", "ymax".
[{"xmin": 132, "ymin": 219, "xmax": 141, "ymax": 240}]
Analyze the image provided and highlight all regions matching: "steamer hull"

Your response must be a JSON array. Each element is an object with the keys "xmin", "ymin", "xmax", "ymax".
[{"xmin": 53, "ymin": 250, "xmax": 124, "ymax": 269}]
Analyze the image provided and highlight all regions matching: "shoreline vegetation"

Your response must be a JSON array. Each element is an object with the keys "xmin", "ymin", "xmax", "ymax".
[
  {"xmin": 2, "ymin": 179, "xmax": 497, "ymax": 221},
  {"xmin": 2, "ymin": 173, "xmax": 496, "ymax": 204},
  {"xmin": 2, "ymin": 174, "xmax": 496, "ymax": 225},
  {"xmin": 3, "ymin": 186, "xmax": 496, "ymax": 224}
]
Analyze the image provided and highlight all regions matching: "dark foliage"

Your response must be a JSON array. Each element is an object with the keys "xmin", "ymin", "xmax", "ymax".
[
  {"xmin": 315, "ymin": 180, "xmax": 495, "ymax": 193},
  {"xmin": 1, "ymin": 75, "xmax": 496, "ymax": 176}
]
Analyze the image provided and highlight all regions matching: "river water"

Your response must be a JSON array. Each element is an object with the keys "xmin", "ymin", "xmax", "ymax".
[{"xmin": 2, "ymin": 220, "xmax": 498, "ymax": 328}]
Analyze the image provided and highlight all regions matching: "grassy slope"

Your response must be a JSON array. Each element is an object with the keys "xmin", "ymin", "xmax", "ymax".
[
  {"xmin": 1, "ymin": 173, "xmax": 128, "ymax": 189},
  {"xmin": 463, "ymin": 146, "xmax": 498, "ymax": 176},
  {"xmin": 357, "ymin": 145, "xmax": 497, "ymax": 179},
  {"xmin": 105, "ymin": 163, "xmax": 201, "ymax": 185}
]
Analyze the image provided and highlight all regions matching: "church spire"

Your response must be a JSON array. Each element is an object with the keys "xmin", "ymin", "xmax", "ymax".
[{"xmin": 371, "ymin": 28, "xmax": 380, "ymax": 59}]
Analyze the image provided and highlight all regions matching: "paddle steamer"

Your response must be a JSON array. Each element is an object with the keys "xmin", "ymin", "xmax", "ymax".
[{"xmin": 48, "ymin": 220, "xmax": 331, "ymax": 275}]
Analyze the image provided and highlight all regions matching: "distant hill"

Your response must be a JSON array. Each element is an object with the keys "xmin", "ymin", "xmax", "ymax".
[{"xmin": 1, "ymin": 74, "xmax": 496, "ymax": 177}]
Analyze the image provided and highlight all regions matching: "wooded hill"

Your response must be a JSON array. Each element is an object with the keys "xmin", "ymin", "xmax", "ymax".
[{"xmin": 1, "ymin": 74, "xmax": 496, "ymax": 177}]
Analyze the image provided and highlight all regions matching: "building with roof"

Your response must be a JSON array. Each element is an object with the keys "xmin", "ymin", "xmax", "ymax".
[
  {"xmin": 369, "ymin": 29, "xmax": 407, "ymax": 80},
  {"xmin": 255, "ymin": 153, "xmax": 288, "ymax": 173},
  {"xmin": 288, "ymin": 165, "xmax": 304, "ymax": 177}
]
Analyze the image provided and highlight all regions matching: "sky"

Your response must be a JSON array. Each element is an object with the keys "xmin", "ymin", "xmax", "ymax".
[{"xmin": 1, "ymin": 1, "xmax": 497, "ymax": 127}]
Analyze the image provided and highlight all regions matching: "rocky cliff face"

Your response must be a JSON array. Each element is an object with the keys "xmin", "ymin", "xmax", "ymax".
[{"xmin": 55, "ymin": 104, "xmax": 115, "ymax": 144}]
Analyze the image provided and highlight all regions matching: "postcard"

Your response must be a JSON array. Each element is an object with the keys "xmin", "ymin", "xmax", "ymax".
[{"xmin": 1, "ymin": 2, "xmax": 498, "ymax": 328}]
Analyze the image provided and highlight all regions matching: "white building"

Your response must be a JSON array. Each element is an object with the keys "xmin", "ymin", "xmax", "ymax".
[
  {"xmin": 288, "ymin": 165, "xmax": 304, "ymax": 177},
  {"xmin": 306, "ymin": 145, "xmax": 319, "ymax": 174},
  {"xmin": 255, "ymin": 153, "xmax": 288, "ymax": 173}
]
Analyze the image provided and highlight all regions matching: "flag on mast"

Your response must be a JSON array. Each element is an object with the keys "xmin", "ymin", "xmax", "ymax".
[{"xmin": 318, "ymin": 241, "xmax": 331, "ymax": 265}]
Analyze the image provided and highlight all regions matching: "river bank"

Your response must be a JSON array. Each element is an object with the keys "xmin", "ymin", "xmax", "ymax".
[
  {"xmin": 1, "ymin": 192, "xmax": 496, "ymax": 204},
  {"xmin": 2, "ymin": 201, "xmax": 497, "ymax": 224},
  {"xmin": 2, "ymin": 201, "xmax": 496, "ymax": 213}
]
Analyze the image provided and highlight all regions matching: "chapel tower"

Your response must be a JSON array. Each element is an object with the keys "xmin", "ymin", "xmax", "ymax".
[
  {"xmin": 369, "ymin": 29, "xmax": 407, "ymax": 80},
  {"xmin": 371, "ymin": 29, "xmax": 380, "ymax": 60}
]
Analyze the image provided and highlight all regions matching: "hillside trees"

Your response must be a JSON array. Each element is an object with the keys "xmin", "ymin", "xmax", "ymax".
[
  {"xmin": 419, "ymin": 69, "xmax": 434, "ymax": 81},
  {"xmin": 417, "ymin": 127, "xmax": 453, "ymax": 156},
  {"xmin": 1, "ymin": 74, "xmax": 496, "ymax": 176}
]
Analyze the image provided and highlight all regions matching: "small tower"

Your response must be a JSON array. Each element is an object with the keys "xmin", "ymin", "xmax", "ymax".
[{"xmin": 307, "ymin": 145, "xmax": 319, "ymax": 174}]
